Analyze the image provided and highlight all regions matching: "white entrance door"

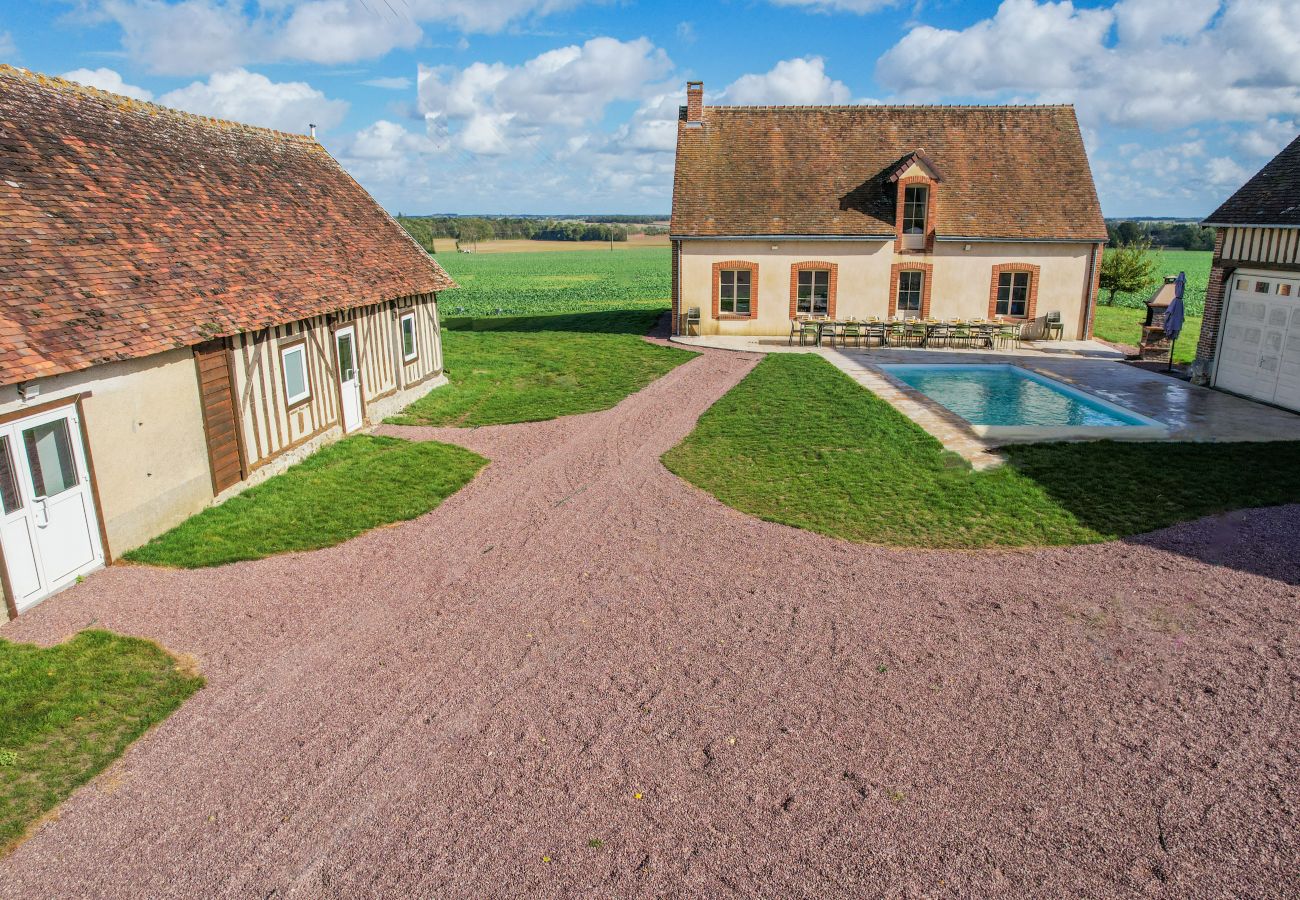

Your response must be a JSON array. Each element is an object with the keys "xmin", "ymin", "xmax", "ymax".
[
  {"xmin": 335, "ymin": 326, "xmax": 363, "ymax": 433},
  {"xmin": 1215, "ymin": 272, "xmax": 1300, "ymax": 410},
  {"xmin": 0, "ymin": 404, "xmax": 104, "ymax": 613}
]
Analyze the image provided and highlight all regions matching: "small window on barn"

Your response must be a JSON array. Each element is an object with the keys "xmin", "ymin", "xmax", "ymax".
[
  {"xmin": 719, "ymin": 269, "xmax": 752, "ymax": 315},
  {"xmin": 281, "ymin": 344, "xmax": 310, "ymax": 407},
  {"xmin": 1279, "ymin": 284, "xmax": 1293, "ymax": 297},
  {"xmin": 400, "ymin": 313, "xmax": 418, "ymax": 361},
  {"xmin": 1256, "ymin": 281, "xmax": 1271, "ymax": 293},
  {"xmin": 1236, "ymin": 278, "xmax": 1249, "ymax": 291}
]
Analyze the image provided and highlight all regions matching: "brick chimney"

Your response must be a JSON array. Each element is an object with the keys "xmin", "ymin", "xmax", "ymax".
[{"xmin": 686, "ymin": 81, "xmax": 704, "ymax": 124}]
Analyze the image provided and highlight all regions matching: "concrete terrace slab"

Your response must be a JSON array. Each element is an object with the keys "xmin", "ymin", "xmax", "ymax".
[{"xmin": 671, "ymin": 334, "xmax": 1300, "ymax": 457}]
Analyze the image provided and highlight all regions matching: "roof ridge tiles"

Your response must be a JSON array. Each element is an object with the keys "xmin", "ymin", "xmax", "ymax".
[
  {"xmin": 702, "ymin": 103, "xmax": 1077, "ymax": 111},
  {"xmin": 0, "ymin": 64, "xmax": 320, "ymax": 145}
]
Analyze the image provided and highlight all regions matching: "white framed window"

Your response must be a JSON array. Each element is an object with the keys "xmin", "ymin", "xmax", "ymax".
[
  {"xmin": 996, "ymin": 271, "xmax": 1031, "ymax": 317},
  {"xmin": 280, "ymin": 343, "xmax": 311, "ymax": 407},
  {"xmin": 719, "ymin": 269, "xmax": 752, "ymax": 315},
  {"xmin": 897, "ymin": 270, "xmax": 924, "ymax": 315},
  {"xmin": 797, "ymin": 270, "xmax": 830, "ymax": 315},
  {"xmin": 400, "ymin": 312, "xmax": 418, "ymax": 361},
  {"xmin": 902, "ymin": 185, "xmax": 928, "ymax": 234}
]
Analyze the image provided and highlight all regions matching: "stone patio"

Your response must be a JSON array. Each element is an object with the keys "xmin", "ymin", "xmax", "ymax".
[{"xmin": 670, "ymin": 334, "xmax": 1300, "ymax": 465}]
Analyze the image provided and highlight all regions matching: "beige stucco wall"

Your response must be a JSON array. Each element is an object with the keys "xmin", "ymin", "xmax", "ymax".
[
  {"xmin": 680, "ymin": 239, "xmax": 1096, "ymax": 339},
  {"xmin": 0, "ymin": 349, "xmax": 214, "ymax": 557}
]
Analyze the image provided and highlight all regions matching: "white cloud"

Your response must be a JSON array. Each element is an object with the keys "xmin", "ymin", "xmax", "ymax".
[
  {"xmin": 769, "ymin": 0, "xmax": 898, "ymax": 11},
  {"xmin": 876, "ymin": 0, "xmax": 1300, "ymax": 130},
  {"xmin": 62, "ymin": 67, "xmax": 154, "ymax": 101},
  {"xmin": 276, "ymin": 0, "xmax": 420, "ymax": 65},
  {"xmin": 102, "ymin": 0, "xmax": 254, "ymax": 75},
  {"xmin": 363, "ymin": 76, "xmax": 413, "ymax": 90},
  {"xmin": 1113, "ymin": 0, "xmax": 1219, "ymax": 44},
  {"xmin": 877, "ymin": 0, "xmax": 1114, "ymax": 96},
  {"xmin": 159, "ymin": 69, "xmax": 348, "ymax": 133},
  {"xmin": 0, "ymin": 31, "xmax": 15, "ymax": 58},
  {"xmin": 418, "ymin": 37, "xmax": 672, "ymax": 156},
  {"xmin": 719, "ymin": 57, "xmax": 852, "ymax": 105},
  {"xmin": 1205, "ymin": 155, "xmax": 1253, "ymax": 188},
  {"xmin": 93, "ymin": 0, "xmax": 599, "ymax": 75},
  {"xmin": 335, "ymin": 119, "xmax": 441, "ymax": 191},
  {"xmin": 1230, "ymin": 118, "xmax": 1299, "ymax": 158}
]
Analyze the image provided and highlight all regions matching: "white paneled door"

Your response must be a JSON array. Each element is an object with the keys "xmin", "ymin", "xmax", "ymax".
[
  {"xmin": 0, "ymin": 403, "xmax": 104, "ymax": 614},
  {"xmin": 335, "ymin": 326, "xmax": 363, "ymax": 433},
  {"xmin": 1215, "ymin": 271, "xmax": 1300, "ymax": 411}
]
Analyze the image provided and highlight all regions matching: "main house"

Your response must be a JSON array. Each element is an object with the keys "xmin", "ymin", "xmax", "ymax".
[
  {"xmin": 1193, "ymin": 131, "xmax": 1300, "ymax": 413},
  {"xmin": 669, "ymin": 83, "xmax": 1108, "ymax": 340},
  {"xmin": 0, "ymin": 67, "xmax": 453, "ymax": 619}
]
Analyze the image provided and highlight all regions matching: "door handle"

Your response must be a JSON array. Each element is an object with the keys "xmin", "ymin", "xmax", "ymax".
[{"xmin": 34, "ymin": 497, "xmax": 48, "ymax": 528}]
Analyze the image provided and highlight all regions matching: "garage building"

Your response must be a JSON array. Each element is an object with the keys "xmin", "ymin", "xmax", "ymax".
[{"xmin": 1194, "ymin": 132, "xmax": 1300, "ymax": 410}]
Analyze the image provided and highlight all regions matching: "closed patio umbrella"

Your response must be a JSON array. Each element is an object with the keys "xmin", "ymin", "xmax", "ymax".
[{"xmin": 1164, "ymin": 271, "xmax": 1187, "ymax": 372}]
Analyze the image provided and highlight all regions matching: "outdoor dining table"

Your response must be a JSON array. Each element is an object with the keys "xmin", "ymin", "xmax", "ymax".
[{"xmin": 810, "ymin": 319, "xmax": 999, "ymax": 348}]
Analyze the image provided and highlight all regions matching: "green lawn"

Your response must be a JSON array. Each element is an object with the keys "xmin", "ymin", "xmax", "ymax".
[
  {"xmin": 390, "ymin": 309, "xmax": 697, "ymax": 427},
  {"xmin": 1, "ymin": 630, "xmax": 203, "ymax": 854},
  {"xmin": 1092, "ymin": 305, "xmax": 1202, "ymax": 363},
  {"xmin": 663, "ymin": 354, "xmax": 1300, "ymax": 548},
  {"xmin": 125, "ymin": 435, "xmax": 486, "ymax": 568}
]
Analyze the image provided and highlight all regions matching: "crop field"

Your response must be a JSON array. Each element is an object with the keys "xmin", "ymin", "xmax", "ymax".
[
  {"xmin": 434, "ymin": 246, "xmax": 671, "ymax": 317},
  {"xmin": 1101, "ymin": 249, "xmax": 1212, "ymax": 314},
  {"xmin": 435, "ymin": 234, "xmax": 670, "ymax": 254}
]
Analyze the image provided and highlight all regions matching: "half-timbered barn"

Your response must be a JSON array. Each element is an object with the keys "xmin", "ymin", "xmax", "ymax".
[{"xmin": 0, "ymin": 67, "xmax": 454, "ymax": 617}]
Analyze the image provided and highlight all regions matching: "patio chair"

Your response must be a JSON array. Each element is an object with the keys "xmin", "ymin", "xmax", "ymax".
[
  {"xmin": 921, "ymin": 322, "xmax": 947, "ymax": 348},
  {"xmin": 1044, "ymin": 311, "xmax": 1064, "ymax": 341},
  {"xmin": 787, "ymin": 317, "xmax": 806, "ymax": 346},
  {"xmin": 865, "ymin": 322, "xmax": 887, "ymax": 348},
  {"xmin": 948, "ymin": 323, "xmax": 972, "ymax": 349},
  {"xmin": 798, "ymin": 320, "xmax": 821, "ymax": 346},
  {"xmin": 997, "ymin": 322, "xmax": 1022, "ymax": 350},
  {"xmin": 839, "ymin": 321, "xmax": 864, "ymax": 348}
]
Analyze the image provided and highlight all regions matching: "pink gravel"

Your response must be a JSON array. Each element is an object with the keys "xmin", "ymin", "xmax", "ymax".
[{"xmin": 1, "ymin": 342, "xmax": 1298, "ymax": 898}]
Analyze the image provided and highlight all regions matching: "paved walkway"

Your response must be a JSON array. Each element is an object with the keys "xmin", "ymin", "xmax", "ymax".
[{"xmin": 2, "ymin": 344, "xmax": 1298, "ymax": 898}]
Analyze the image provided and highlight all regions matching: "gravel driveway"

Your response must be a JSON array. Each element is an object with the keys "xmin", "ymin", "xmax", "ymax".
[{"xmin": 2, "ymin": 342, "xmax": 1297, "ymax": 898}]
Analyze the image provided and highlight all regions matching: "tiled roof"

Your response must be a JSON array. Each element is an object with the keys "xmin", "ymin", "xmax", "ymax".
[
  {"xmin": 670, "ymin": 104, "xmax": 1108, "ymax": 243},
  {"xmin": 0, "ymin": 66, "xmax": 454, "ymax": 387},
  {"xmin": 1204, "ymin": 132, "xmax": 1300, "ymax": 227}
]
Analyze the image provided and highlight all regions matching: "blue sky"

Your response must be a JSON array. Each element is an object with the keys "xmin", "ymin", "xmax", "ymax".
[{"xmin": 4, "ymin": 1, "xmax": 1299, "ymax": 216}]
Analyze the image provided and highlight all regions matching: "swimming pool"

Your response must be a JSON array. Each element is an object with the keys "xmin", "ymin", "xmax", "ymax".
[{"xmin": 876, "ymin": 364, "xmax": 1168, "ymax": 441}]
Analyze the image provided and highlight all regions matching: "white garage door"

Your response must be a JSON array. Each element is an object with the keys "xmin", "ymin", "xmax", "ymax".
[{"xmin": 1214, "ymin": 270, "xmax": 1300, "ymax": 411}]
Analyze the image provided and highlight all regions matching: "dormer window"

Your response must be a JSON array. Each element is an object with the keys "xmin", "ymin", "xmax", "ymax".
[{"xmin": 903, "ymin": 185, "xmax": 928, "ymax": 234}]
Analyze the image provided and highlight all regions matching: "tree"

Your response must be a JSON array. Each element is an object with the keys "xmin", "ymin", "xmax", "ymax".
[
  {"xmin": 1098, "ymin": 241, "xmax": 1159, "ymax": 306},
  {"xmin": 1115, "ymin": 220, "xmax": 1144, "ymax": 246}
]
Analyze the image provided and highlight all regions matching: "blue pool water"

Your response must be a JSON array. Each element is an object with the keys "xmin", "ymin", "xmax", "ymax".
[{"xmin": 878, "ymin": 365, "xmax": 1153, "ymax": 428}]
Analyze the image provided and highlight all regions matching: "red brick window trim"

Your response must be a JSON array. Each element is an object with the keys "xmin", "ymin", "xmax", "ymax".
[
  {"xmin": 712, "ymin": 260, "xmax": 759, "ymax": 320},
  {"xmin": 888, "ymin": 262, "xmax": 933, "ymax": 318},
  {"xmin": 789, "ymin": 261, "xmax": 839, "ymax": 319},
  {"xmin": 988, "ymin": 263, "xmax": 1041, "ymax": 320},
  {"xmin": 894, "ymin": 176, "xmax": 936, "ymax": 254}
]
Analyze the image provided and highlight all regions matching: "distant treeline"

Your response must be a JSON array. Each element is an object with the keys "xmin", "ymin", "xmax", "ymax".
[
  {"xmin": 396, "ymin": 215, "xmax": 635, "ymax": 248},
  {"xmin": 1106, "ymin": 219, "xmax": 1216, "ymax": 251}
]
